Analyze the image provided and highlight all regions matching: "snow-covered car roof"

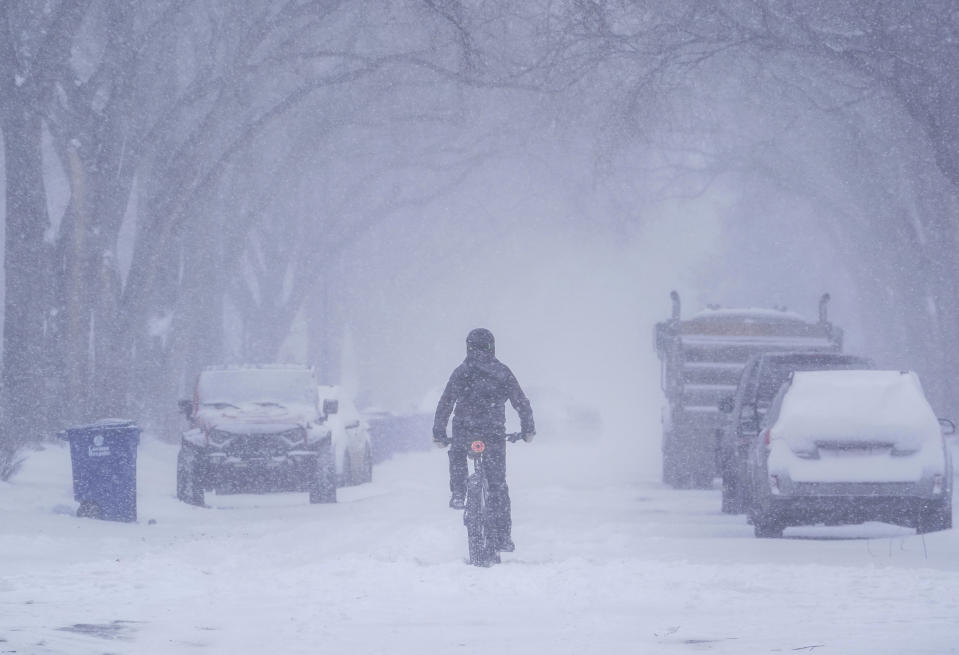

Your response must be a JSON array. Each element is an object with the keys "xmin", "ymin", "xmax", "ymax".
[
  {"xmin": 196, "ymin": 366, "xmax": 316, "ymax": 406},
  {"xmin": 774, "ymin": 370, "xmax": 940, "ymax": 450},
  {"xmin": 788, "ymin": 369, "xmax": 924, "ymax": 399}
]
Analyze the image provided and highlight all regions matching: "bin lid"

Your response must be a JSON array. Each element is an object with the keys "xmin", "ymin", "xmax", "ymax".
[{"xmin": 67, "ymin": 419, "xmax": 140, "ymax": 433}]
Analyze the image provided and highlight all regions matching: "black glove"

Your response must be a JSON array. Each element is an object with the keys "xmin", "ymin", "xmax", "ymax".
[
  {"xmin": 433, "ymin": 433, "xmax": 450, "ymax": 448},
  {"xmin": 522, "ymin": 431, "xmax": 535, "ymax": 443}
]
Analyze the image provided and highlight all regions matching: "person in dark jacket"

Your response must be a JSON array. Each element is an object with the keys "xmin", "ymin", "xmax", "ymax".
[{"xmin": 433, "ymin": 328, "xmax": 535, "ymax": 552}]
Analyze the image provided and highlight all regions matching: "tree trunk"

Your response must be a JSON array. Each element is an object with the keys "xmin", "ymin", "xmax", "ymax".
[
  {"xmin": 55, "ymin": 148, "xmax": 95, "ymax": 425},
  {"xmin": 308, "ymin": 277, "xmax": 341, "ymax": 384},
  {"xmin": 1, "ymin": 109, "xmax": 52, "ymax": 469}
]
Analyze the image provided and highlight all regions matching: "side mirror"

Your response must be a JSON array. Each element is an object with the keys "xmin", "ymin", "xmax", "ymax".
[
  {"xmin": 178, "ymin": 399, "xmax": 194, "ymax": 418},
  {"xmin": 939, "ymin": 418, "xmax": 956, "ymax": 436},
  {"xmin": 323, "ymin": 399, "xmax": 339, "ymax": 417},
  {"xmin": 718, "ymin": 396, "xmax": 735, "ymax": 414}
]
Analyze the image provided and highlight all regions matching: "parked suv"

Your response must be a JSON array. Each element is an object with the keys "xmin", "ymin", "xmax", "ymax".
[
  {"xmin": 176, "ymin": 365, "xmax": 338, "ymax": 506},
  {"xmin": 717, "ymin": 352, "xmax": 873, "ymax": 513},
  {"xmin": 745, "ymin": 370, "xmax": 954, "ymax": 538}
]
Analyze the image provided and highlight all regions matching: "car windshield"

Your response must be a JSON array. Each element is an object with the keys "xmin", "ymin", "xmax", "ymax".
[
  {"xmin": 196, "ymin": 368, "xmax": 315, "ymax": 407},
  {"xmin": 756, "ymin": 356, "xmax": 871, "ymax": 407}
]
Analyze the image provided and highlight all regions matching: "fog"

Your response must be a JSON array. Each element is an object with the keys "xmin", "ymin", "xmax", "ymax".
[{"xmin": 340, "ymin": 190, "xmax": 725, "ymax": 480}]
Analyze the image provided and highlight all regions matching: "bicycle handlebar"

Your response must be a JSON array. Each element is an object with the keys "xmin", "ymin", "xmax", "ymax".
[{"xmin": 437, "ymin": 432, "xmax": 530, "ymax": 447}]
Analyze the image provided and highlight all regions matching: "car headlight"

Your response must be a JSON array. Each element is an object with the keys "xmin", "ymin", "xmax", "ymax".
[
  {"xmin": 890, "ymin": 446, "xmax": 919, "ymax": 457},
  {"xmin": 307, "ymin": 429, "xmax": 332, "ymax": 445},
  {"xmin": 208, "ymin": 430, "xmax": 235, "ymax": 449},
  {"xmin": 279, "ymin": 428, "xmax": 307, "ymax": 445}
]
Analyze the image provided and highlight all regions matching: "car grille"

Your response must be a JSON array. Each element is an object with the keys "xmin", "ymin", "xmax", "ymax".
[
  {"xmin": 222, "ymin": 434, "xmax": 296, "ymax": 458},
  {"xmin": 791, "ymin": 481, "xmax": 917, "ymax": 497}
]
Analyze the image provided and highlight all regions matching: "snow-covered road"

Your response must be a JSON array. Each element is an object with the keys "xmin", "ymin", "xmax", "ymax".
[{"xmin": 2, "ymin": 437, "xmax": 958, "ymax": 654}]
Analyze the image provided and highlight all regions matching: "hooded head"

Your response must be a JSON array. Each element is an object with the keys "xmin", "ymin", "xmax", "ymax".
[{"xmin": 466, "ymin": 328, "xmax": 495, "ymax": 359}]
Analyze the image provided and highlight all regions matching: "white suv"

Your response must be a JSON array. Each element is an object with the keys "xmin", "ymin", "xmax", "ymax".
[{"xmin": 746, "ymin": 370, "xmax": 954, "ymax": 537}]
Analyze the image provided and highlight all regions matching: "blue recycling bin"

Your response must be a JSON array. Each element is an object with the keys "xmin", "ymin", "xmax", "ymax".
[{"xmin": 60, "ymin": 420, "xmax": 141, "ymax": 522}]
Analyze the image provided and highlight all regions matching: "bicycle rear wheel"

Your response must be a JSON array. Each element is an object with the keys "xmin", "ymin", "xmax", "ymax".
[{"xmin": 464, "ymin": 475, "xmax": 498, "ymax": 566}]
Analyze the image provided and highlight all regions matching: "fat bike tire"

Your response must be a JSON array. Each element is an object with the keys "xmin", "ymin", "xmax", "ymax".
[{"xmin": 464, "ymin": 480, "xmax": 498, "ymax": 567}]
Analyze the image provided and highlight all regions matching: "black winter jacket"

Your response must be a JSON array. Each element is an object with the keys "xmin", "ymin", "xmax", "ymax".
[{"xmin": 433, "ymin": 351, "xmax": 535, "ymax": 440}]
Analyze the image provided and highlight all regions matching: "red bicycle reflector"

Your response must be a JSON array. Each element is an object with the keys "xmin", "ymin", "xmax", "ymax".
[{"xmin": 470, "ymin": 441, "xmax": 486, "ymax": 453}]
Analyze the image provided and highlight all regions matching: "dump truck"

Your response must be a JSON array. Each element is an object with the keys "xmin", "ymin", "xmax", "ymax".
[{"xmin": 654, "ymin": 292, "xmax": 843, "ymax": 488}]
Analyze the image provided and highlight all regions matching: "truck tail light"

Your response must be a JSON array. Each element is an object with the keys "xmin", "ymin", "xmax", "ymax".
[
  {"xmin": 933, "ymin": 474, "xmax": 944, "ymax": 495},
  {"xmin": 769, "ymin": 474, "xmax": 781, "ymax": 495},
  {"xmin": 763, "ymin": 429, "xmax": 772, "ymax": 449}
]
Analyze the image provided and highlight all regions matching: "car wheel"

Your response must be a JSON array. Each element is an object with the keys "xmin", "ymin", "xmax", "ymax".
[
  {"xmin": 721, "ymin": 467, "xmax": 743, "ymax": 514},
  {"xmin": 309, "ymin": 443, "xmax": 337, "ymax": 504},
  {"xmin": 661, "ymin": 432, "xmax": 683, "ymax": 487},
  {"xmin": 663, "ymin": 431, "xmax": 713, "ymax": 489},
  {"xmin": 357, "ymin": 443, "xmax": 373, "ymax": 484},
  {"xmin": 753, "ymin": 514, "xmax": 784, "ymax": 538},
  {"xmin": 77, "ymin": 501, "xmax": 102, "ymax": 519},
  {"xmin": 338, "ymin": 449, "xmax": 353, "ymax": 487},
  {"xmin": 691, "ymin": 471, "xmax": 715, "ymax": 489},
  {"xmin": 663, "ymin": 446, "xmax": 696, "ymax": 489},
  {"xmin": 176, "ymin": 447, "xmax": 205, "ymax": 507},
  {"xmin": 917, "ymin": 498, "xmax": 952, "ymax": 534}
]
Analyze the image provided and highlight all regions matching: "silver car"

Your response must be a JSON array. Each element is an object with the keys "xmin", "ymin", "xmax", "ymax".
[{"xmin": 746, "ymin": 370, "xmax": 954, "ymax": 537}]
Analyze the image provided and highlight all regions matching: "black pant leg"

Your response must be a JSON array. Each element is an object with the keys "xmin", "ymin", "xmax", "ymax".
[
  {"xmin": 483, "ymin": 436, "xmax": 511, "ymax": 538},
  {"xmin": 448, "ymin": 437, "xmax": 468, "ymax": 497}
]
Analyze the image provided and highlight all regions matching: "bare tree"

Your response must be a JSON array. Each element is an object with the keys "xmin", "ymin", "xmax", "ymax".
[{"xmin": 0, "ymin": 1, "xmax": 92, "ymax": 474}]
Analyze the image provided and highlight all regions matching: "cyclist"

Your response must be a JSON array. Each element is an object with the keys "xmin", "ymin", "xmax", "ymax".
[{"xmin": 433, "ymin": 328, "xmax": 535, "ymax": 552}]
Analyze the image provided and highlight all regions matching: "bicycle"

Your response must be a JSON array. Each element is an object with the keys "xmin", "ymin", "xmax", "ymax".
[{"xmin": 463, "ymin": 432, "xmax": 525, "ymax": 567}]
